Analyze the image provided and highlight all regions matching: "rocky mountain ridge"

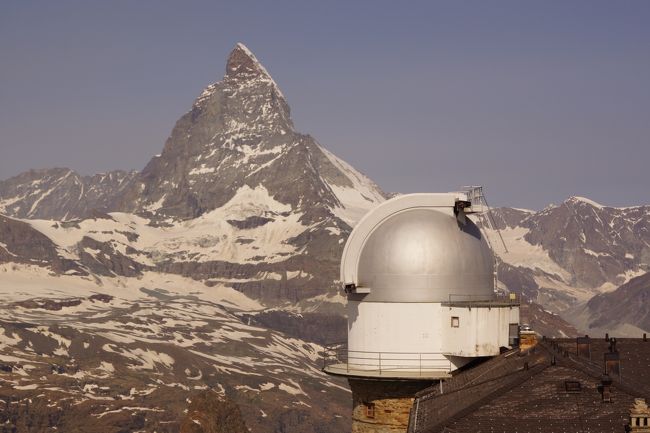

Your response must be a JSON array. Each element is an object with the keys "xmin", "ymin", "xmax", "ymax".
[
  {"xmin": 0, "ymin": 263, "xmax": 349, "ymax": 433},
  {"xmin": 0, "ymin": 43, "xmax": 385, "ymax": 433},
  {"xmin": 0, "ymin": 43, "xmax": 386, "ymax": 309},
  {"xmin": 478, "ymin": 196, "xmax": 650, "ymax": 334},
  {"xmin": 0, "ymin": 41, "xmax": 647, "ymax": 433},
  {"xmin": 0, "ymin": 168, "xmax": 136, "ymax": 221}
]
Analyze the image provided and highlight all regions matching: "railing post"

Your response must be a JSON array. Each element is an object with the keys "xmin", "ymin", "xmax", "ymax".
[{"xmin": 346, "ymin": 348, "xmax": 349, "ymax": 373}]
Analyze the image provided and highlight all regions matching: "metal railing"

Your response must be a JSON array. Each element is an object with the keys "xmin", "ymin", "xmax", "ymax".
[
  {"xmin": 322, "ymin": 342, "xmax": 453, "ymax": 376},
  {"xmin": 443, "ymin": 293, "xmax": 520, "ymax": 308}
]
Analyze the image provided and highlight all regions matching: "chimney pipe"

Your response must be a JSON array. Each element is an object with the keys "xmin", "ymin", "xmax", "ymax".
[
  {"xmin": 605, "ymin": 333, "xmax": 609, "ymax": 341},
  {"xmin": 577, "ymin": 336, "xmax": 591, "ymax": 359},
  {"xmin": 609, "ymin": 337, "xmax": 617, "ymax": 353},
  {"xmin": 599, "ymin": 374, "xmax": 613, "ymax": 403},
  {"xmin": 604, "ymin": 351, "xmax": 621, "ymax": 379}
]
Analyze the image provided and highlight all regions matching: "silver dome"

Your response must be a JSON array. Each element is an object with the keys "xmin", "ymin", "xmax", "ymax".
[{"xmin": 355, "ymin": 208, "xmax": 494, "ymax": 302}]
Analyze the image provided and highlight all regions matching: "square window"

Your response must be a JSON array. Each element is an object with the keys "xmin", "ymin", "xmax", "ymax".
[
  {"xmin": 451, "ymin": 316, "xmax": 460, "ymax": 328},
  {"xmin": 364, "ymin": 402, "xmax": 375, "ymax": 418}
]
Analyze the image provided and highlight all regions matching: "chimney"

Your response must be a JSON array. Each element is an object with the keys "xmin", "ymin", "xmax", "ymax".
[
  {"xmin": 604, "ymin": 351, "xmax": 621, "ymax": 379},
  {"xmin": 605, "ymin": 332, "xmax": 609, "ymax": 341},
  {"xmin": 629, "ymin": 398, "xmax": 650, "ymax": 432},
  {"xmin": 599, "ymin": 374, "xmax": 613, "ymax": 403},
  {"xmin": 577, "ymin": 335, "xmax": 591, "ymax": 359},
  {"xmin": 609, "ymin": 337, "xmax": 618, "ymax": 353},
  {"xmin": 644, "ymin": 333, "xmax": 647, "ymax": 342}
]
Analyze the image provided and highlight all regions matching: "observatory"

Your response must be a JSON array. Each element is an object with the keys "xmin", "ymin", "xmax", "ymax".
[{"xmin": 324, "ymin": 190, "xmax": 520, "ymax": 433}]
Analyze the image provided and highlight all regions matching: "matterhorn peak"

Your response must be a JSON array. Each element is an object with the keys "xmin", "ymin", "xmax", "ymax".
[{"xmin": 226, "ymin": 42, "xmax": 274, "ymax": 80}]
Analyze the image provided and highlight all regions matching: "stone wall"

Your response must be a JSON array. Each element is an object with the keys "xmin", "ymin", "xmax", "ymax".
[{"xmin": 348, "ymin": 379, "xmax": 433, "ymax": 433}]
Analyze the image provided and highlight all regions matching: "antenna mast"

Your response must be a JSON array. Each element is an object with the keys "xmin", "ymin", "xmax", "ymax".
[{"xmin": 462, "ymin": 186, "xmax": 508, "ymax": 291}]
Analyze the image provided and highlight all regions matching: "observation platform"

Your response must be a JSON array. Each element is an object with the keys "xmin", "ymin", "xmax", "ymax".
[{"xmin": 322, "ymin": 343, "xmax": 453, "ymax": 380}]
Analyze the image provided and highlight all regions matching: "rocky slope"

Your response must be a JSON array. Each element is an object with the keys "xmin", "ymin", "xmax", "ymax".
[
  {"xmin": 0, "ymin": 168, "xmax": 136, "ymax": 220},
  {"xmin": 567, "ymin": 272, "xmax": 650, "ymax": 336},
  {"xmin": 0, "ymin": 264, "xmax": 350, "ymax": 433},
  {"xmin": 0, "ymin": 43, "xmax": 389, "ymax": 433},
  {"xmin": 477, "ymin": 197, "xmax": 650, "ymax": 333},
  {"xmin": 116, "ymin": 43, "xmax": 385, "ymax": 225},
  {"xmin": 0, "ymin": 43, "xmax": 386, "ymax": 309},
  {"xmin": 1, "ymin": 41, "xmax": 648, "ymax": 433}
]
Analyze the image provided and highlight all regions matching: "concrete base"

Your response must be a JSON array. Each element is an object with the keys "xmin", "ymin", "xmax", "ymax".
[{"xmin": 349, "ymin": 378, "xmax": 434, "ymax": 433}]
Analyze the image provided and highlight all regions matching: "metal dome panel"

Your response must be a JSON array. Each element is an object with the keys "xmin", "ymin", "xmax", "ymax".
[{"xmin": 341, "ymin": 193, "xmax": 494, "ymax": 303}]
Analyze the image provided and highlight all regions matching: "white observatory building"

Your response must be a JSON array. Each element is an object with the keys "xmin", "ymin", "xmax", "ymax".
[{"xmin": 324, "ymin": 190, "xmax": 520, "ymax": 433}]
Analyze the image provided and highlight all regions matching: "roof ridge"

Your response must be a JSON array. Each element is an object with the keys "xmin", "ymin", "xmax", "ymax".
[
  {"xmin": 410, "ymin": 349, "xmax": 550, "ymax": 433},
  {"xmin": 541, "ymin": 339, "xmax": 650, "ymax": 401}
]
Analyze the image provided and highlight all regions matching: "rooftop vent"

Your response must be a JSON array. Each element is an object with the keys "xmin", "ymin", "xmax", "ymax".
[
  {"xmin": 599, "ymin": 374, "xmax": 613, "ymax": 403},
  {"xmin": 604, "ymin": 351, "xmax": 621, "ymax": 379},
  {"xmin": 577, "ymin": 335, "xmax": 591, "ymax": 360},
  {"xmin": 564, "ymin": 380, "xmax": 582, "ymax": 394}
]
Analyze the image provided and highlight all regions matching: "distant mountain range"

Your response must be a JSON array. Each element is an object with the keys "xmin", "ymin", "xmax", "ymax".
[
  {"xmin": 0, "ymin": 43, "xmax": 380, "ymax": 433},
  {"xmin": 0, "ymin": 42, "xmax": 648, "ymax": 432},
  {"xmin": 479, "ymin": 197, "xmax": 650, "ymax": 334},
  {"xmin": 0, "ymin": 43, "xmax": 385, "ymax": 308}
]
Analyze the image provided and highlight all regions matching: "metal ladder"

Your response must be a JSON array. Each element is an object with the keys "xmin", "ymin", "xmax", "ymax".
[{"xmin": 462, "ymin": 186, "xmax": 509, "ymax": 292}]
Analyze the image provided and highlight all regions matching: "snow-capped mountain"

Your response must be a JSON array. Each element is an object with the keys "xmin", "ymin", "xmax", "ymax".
[
  {"xmin": 0, "ymin": 264, "xmax": 350, "ymax": 433},
  {"xmin": 567, "ymin": 271, "xmax": 650, "ymax": 337},
  {"xmin": 478, "ymin": 196, "xmax": 650, "ymax": 333},
  {"xmin": 1, "ymin": 41, "xmax": 646, "ymax": 432},
  {"xmin": 0, "ymin": 43, "xmax": 386, "ymax": 433},
  {"xmin": 0, "ymin": 168, "xmax": 136, "ymax": 220},
  {"xmin": 0, "ymin": 43, "xmax": 386, "ymax": 308},
  {"xmin": 116, "ymin": 43, "xmax": 384, "ymax": 225}
]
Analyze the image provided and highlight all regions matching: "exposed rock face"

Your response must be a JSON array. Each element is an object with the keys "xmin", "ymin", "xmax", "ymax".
[
  {"xmin": 0, "ymin": 43, "xmax": 381, "ymax": 433},
  {"xmin": 0, "ymin": 277, "xmax": 351, "ymax": 433},
  {"xmin": 475, "ymin": 197, "xmax": 650, "ymax": 335},
  {"xmin": 498, "ymin": 197, "xmax": 649, "ymax": 288},
  {"xmin": 0, "ymin": 43, "xmax": 386, "ymax": 307},
  {"xmin": 180, "ymin": 391, "xmax": 248, "ymax": 433},
  {"xmin": 518, "ymin": 301, "xmax": 578, "ymax": 338},
  {"xmin": 522, "ymin": 197, "xmax": 650, "ymax": 288},
  {"xmin": 116, "ymin": 43, "xmax": 384, "ymax": 224},
  {"xmin": 0, "ymin": 215, "xmax": 84, "ymax": 275},
  {"xmin": 240, "ymin": 310, "xmax": 347, "ymax": 345},
  {"xmin": 0, "ymin": 168, "xmax": 136, "ymax": 220},
  {"xmin": 578, "ymin": 272, "xmax": 650, "ymax": 334},
  {"xmin": 479, "ymin": 198, "xmax": 650, "ymax": 307}
]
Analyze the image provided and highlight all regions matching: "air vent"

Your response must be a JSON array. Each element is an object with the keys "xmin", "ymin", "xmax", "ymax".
[{"xmin": 565, "ymin": 381, "xmax": 582, "ymax": 393}]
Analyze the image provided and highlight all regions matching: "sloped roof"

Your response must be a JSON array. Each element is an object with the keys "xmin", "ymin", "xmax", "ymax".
[{"xmin": 409, "ymin": 337, "xmax": 650, "ymax": 433}]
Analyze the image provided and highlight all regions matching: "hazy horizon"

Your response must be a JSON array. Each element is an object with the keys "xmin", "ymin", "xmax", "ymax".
[{"xmin": 2, "ymin": 1, "xmax": 649, "ymax": 210}]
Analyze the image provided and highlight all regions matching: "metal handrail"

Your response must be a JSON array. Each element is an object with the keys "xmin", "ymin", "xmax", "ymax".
[
  {"xmin": 443, "ymin": 294, "xmax": 519, "ymax": 308},
  {"xmin": 322, "ymin": 343, "xmax": 453, "ymax": 374}
]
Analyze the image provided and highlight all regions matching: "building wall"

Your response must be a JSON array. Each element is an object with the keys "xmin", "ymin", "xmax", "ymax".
[
  {"xmin": 441, "ymin": 305, "xmax": 519, "ymax": 357},
  {"xmin": 347, "ymin": 301, "xmax": 519, "ymax": 371},
  {"xmin": 348, "ymin": 379, "xmax": 433, "ymax": 433}
]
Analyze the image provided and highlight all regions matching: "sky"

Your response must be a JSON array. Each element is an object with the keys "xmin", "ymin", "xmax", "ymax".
[{"xmin": 1, "ymin": 1, "xmax": 649, "ymax": 210}]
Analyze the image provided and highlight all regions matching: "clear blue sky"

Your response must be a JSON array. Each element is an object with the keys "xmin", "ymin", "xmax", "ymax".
[{"xmin": 1, "ymin": 1, "xmax": 649, "ymax": 209}]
